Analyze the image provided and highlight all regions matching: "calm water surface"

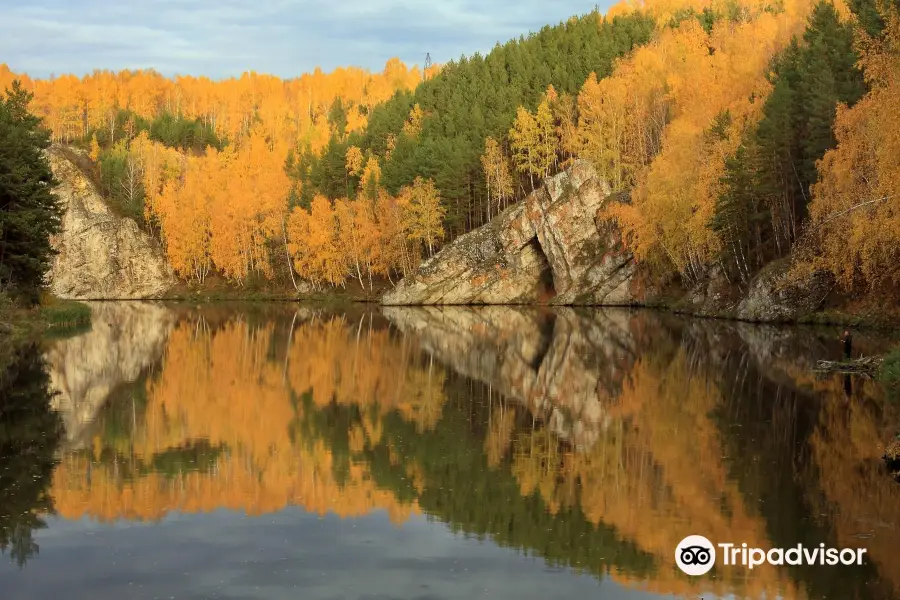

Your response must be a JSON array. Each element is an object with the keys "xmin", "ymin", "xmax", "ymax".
[{"xmin": 1, "ymin": 302, "xmax": 899, "ymax": 600}]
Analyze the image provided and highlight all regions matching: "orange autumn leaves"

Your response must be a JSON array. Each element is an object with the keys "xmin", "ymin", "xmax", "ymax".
[
  {"xmin": 582, "ymin": 0, "xmax": 815, "ymax": 276},
  {"xmin": 800, "ymin": 9, "xmax": 900, "ymax": 289},
  {"xmin": 13, "ymin": 0, "xmax": 895, "ymax": 291},
  {"xmin": 0, "ymin": 59, "xmax": 433, "ymax": 150},
  {"xmin": 52, "ymin": 313, "xmax": 445, "ymax": 523},
  {"xmin": 147, "ymin": 140, "xmax": 445, "ymax": 287},
  {"xmin": 286, "ymin": 175, "xmax": 446, "ymax": 290},
  {"xmin": 573, "ymin": 0, "xmax": 900, "ymax": 290},
  {"xmin": 136, "ymin": 127, "xmax": 291, "ymax": 283},
  {"xmin": 0, "ymin": 59, "xmax": 446, "ymax": 288},
  {"xmin": 477, "ymin": 0, "xmax": 820, "ymax": 280},
  {"xmin": 134, "ymin": 129, "xmax": 445, "ymax": 287}
]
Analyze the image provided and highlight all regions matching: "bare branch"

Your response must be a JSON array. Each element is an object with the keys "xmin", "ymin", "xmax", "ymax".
[{"xmin": 812, "ymin": 195, "xmax": 893, "ymax": 228}]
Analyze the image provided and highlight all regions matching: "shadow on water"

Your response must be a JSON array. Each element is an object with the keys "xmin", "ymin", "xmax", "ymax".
[
  {"xmin": 0, "ymin": 344, "xmax": 64, "ymax": 568},
  {"xmin": 7, "ymin": 301, "xmax": 900, "ymax": 600}
]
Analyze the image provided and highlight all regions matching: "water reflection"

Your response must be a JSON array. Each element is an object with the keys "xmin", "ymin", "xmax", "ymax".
[
  {"xmin": 44, "ymin": 302, "xmax": 174, "ymax": 449},
  {"xmin": 51, "ymin": 305, "xmax": 424, "ymax": 523},
  {"xmin": 0, "ymin": 344, "xmax": 64, "ymax": 567},
  {"xmin": 4, "ymin": 302, "xmax": 900, "ymax": 600}
]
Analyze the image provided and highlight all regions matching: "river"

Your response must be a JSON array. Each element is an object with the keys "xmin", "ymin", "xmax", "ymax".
[{"xmin": 0, "ymin": 301, "xmax": 899, "ymax": 600}]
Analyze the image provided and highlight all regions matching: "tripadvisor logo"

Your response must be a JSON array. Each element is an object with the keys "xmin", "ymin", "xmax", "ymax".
[
  {"xmin": 676, "ymin": 535, "xmax": 717, "ymax": 576},
  {"xmin": 675, "ymin": 535, "xmax": 868, "ymax": 576}
]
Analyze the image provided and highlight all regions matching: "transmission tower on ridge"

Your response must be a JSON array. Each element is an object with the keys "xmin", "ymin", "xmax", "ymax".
[{"xmin": 424, "ymin": 53, "xmax": 432, "ymax": 79}]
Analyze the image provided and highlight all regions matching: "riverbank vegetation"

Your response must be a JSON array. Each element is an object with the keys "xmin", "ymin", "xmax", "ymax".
[
  {"xmin": 880, "ymin": 346, "xmax": 900, "ymax": 400},
  {"xmin": 1, "ymin": 0, "xmax": 898, "ymax": 304},
  {"xmin": 0, "ymin": 8, "xmax": 653, "ymax": 292},
  {"xmin": 39, "ymin": 295, "xmax": 92, "ymax": 331}
]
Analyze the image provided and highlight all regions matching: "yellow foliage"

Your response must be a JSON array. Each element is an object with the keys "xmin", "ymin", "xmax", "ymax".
[
  {"xmin": 286, "ymin": 195, "xmax": 346, "ymax": 288},
  {"xmin": 345, "ymin": 145, "xmax": 364, "ymax": 177},
  {"xmin": 129, "ymin": 131, "xmax": 182, "ymax": 204},
  {"xmin": 51, "ymin": 315, "xmax": 443, "ymax": 523},
  {"xmin": 480, "ymin": 136, "xmax": 515, "ymax": 220},
  {"xmin": 402, "ymin": 103, "xmax": 425, "ymax": 139},
  {"xmin": 150, "ymin": 153, "xmax": 213, "ymax": 282},
  {"xmin": 799, "ymin": 8, "xmax": 900, "ymax": 289},
  {"xmin": 335, "ymin": 197, "xmax": 381, "ymax": 288},
  {"xmin": 2, "ymin": 59, "xmax": 428, "ymax": 146},
  {"xmin": 88, "ymin": 133, "xmax": 100, "ymax": 161},
  {"xmin": 360, "ymin": 156, "xmax": 382, "ymax": 201},
  {"xmin": 1, "ymin": 59, "xmax": 439, "ymax": 287},
  {"xmin": 509, "ymin": 101, "xmax": 556, "ymax": 188},
  {"xmin": 144, "ymin": 128, "xmax": 290, "ymax": 283},
  {"xmin": 590, "ymin": 1, "xmax": 814, "ymax": 276},
  {"xmin": 398, "ymin": 177, "xmax": 446, "ymax": 256}
]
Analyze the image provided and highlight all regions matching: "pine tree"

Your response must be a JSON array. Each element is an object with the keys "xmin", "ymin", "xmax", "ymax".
[
  {"xmin": 0, "ymin": 81, "xmax": 63, "ymax": 303},
  {"xmin": 291, "ymin": 10, "xmax": 655, "ymax": 236}
]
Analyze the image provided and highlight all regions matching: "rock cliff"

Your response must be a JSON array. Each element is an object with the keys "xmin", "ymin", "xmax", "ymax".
[
  {"xmin": 735, "ymin": 262, "xmax": 835, "ymax": 322},
  {"xmin": 382, "ymin": 160, "xmax": 639, "ymax": 306},
  {"xmin": 45, "ymin": 146, "xmax": 176, "ymax": 299},
  {"xmin": 381, "ymin": 160, "xmax": 837, "ymax": 323}
]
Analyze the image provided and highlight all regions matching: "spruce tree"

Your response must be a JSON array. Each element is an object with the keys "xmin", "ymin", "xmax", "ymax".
[
  {"xmin": 0, "ymin": 81, "xmax": 62, "ymax": 304},
  {"xmin": 713, "ymin": 0, "xmax": 867, "ymax": 278}
]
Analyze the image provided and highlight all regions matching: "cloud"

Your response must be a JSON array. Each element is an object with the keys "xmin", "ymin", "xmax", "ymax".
[{"xmin": 0, "ymin": 0, "xmax": 615, "ymax": 79}]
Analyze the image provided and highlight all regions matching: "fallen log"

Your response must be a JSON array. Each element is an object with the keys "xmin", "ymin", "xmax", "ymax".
[{"xmin": 814, "ymin": 356, "xmax": 884, "ymax": 375}]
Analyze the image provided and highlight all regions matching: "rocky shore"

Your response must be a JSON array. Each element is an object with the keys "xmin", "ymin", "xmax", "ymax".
[{"xmin": 381, "ymin": 160, "xmax": 846, "ymax": 325}]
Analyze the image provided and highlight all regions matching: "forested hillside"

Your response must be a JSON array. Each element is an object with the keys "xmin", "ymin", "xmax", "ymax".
[
  {"xmin": 291, "ymin": 10, "xmax": 656, "ymax": 233},
  {"xmin": 2, "ymin": 0, "xmax": 899, "ymax": 300}
]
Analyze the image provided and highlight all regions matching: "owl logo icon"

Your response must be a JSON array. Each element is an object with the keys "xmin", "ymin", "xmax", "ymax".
[{"xmin": 676, "ymin": 535, "xmax": 716, "ymax": 576}]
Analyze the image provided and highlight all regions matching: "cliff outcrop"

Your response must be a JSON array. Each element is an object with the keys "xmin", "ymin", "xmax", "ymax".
[
  {"xmin": 382, "ymin": 160, "xmax": 640, "ymax": 306},
  {"xmin": 45, "ymin": 146, "xmax": 175, "ymax": 299},
  {"xmin": 382, "ymin": 161, "xmax": 840, "ymax": 324}
]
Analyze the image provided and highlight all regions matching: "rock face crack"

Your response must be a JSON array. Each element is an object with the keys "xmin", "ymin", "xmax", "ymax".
[{"xmin": 527, "ymin": 238, "xmax": 556, "ymax": 302}]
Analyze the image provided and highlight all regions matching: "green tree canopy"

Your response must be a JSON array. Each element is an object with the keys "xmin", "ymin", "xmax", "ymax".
[
  {"xmin": 0, "ymin": 81, "xmax": 62, "ymax": 303},
  {"xmin": 293, "ymin": 10, "xmax": 655, "ymax": 237}
]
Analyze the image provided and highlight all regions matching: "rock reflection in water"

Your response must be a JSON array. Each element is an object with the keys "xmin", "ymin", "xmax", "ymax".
[
  {"xmin": 19, "ymin": 302, "xmax": 900, "ymax": 600},
  {"xmin": 382, "ymin": 306, "xmax": 638, "ymax": 450},
  {"xmin": 45, "ymin": 301, "xmax": 175, "ymax": 447}
]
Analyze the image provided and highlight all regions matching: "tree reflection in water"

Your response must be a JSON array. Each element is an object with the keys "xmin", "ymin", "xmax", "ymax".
[
  {"xmin": 13, "ymin": 303, "xmax": 900, "ymax": 600},
  {"xmin": 0, "ymin": 343, "xmax": 64, "ymax": 567}
]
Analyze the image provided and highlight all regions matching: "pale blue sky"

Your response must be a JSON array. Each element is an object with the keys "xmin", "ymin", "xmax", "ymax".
[{"xmin": 0, "ymin": 0, "xmax": 616, "ymax": 79}]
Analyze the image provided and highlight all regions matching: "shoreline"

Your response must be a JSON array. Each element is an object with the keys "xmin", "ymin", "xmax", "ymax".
[
  {"xmin": 0, "ymin": 298, "xmax": 93, "ymax": 367},
  {"xmin": 34, "ymin": 292, "xmax": 900, "ymax": 331}
]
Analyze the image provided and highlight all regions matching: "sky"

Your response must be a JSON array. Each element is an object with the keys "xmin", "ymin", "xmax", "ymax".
[{"xmin": 0, "ymin": 0, "xmax": 617, "ymax": 80}]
